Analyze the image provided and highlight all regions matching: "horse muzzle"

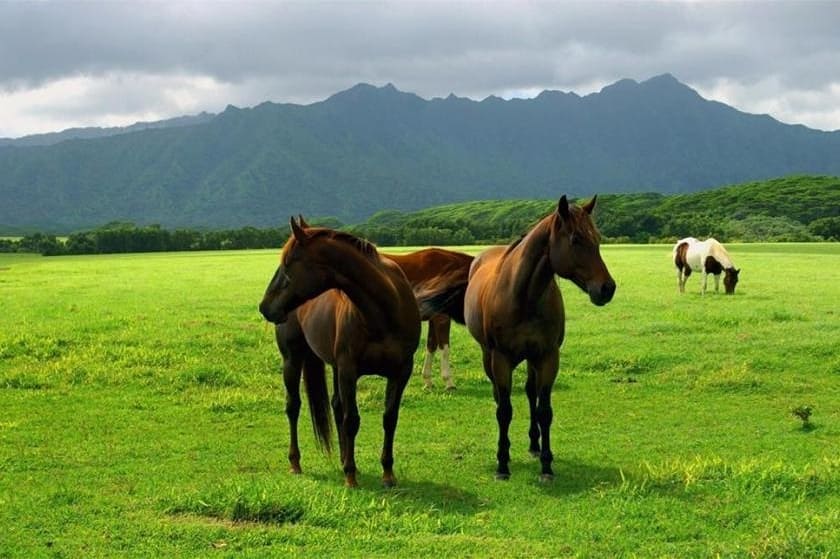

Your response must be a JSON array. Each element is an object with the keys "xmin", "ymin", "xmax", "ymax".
[
  {"xmin": 588, "ymin": 279, "xmax": 616, "ymax": 306},
  {"xmin": 258, "ymin": 299, "xmax": 289, "ymax": 324}
]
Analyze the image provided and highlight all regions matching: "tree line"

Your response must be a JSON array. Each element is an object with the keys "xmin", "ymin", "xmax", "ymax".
[
  {"xmin": 0, "ymin": 223, "xmax": 291, "ymax": 256},
  {"xmin": 3, "ymin": 212, "xmax": 837, "ymax": 257},
  {"xmin": 3, "ymin": 175, "xmax": 839, "ymax": 255}
]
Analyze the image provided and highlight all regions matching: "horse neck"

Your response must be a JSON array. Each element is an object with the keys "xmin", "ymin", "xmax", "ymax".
[
  {"xmin": 708, "ymin": 242, "xmax": 734, "ymax": 269},
  {"xmin": 502, "ymin": 216, "xmax": 557, "ymax": 305},
  {"xmin": 321, "ymin": 242, "xmax": 405, "ymax": 332}
]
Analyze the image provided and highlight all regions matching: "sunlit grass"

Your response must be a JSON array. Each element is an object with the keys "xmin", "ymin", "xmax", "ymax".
[{"xmin": 1, "ymin": 244, "xmax": 838, "ymax": 557}]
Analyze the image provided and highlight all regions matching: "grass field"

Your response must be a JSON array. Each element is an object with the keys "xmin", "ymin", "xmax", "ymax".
[{"xmin": 1, "ymin": 244, "xmax": 838, "ymax": 558}]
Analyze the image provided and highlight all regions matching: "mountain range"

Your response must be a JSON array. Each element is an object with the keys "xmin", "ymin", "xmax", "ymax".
[{"xmin": 2, "ymin": 74, "xmax": 839, "ymax": 233}]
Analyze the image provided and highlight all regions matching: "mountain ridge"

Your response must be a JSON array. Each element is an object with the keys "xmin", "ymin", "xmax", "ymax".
[{"xmin": 2, "ymin": 74, "xmax": 839, "ymax": 232}]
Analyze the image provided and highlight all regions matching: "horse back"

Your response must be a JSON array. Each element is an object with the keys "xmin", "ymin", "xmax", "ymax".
[
  {"xmin": 387, "ymin": 248, "xmax": 473, "ymax": 286},
  {"xmin": 468, "ymin": 246, "xmax": 505, "ymax": 280}
]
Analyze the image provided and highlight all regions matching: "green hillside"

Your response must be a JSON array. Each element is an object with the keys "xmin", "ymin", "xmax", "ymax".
[
  {"xmin": 5, "ymin": 175, "xmax": 838, "ymax": 255},
  {"xmin": 348, "ymin": 175, "xmax": 840, "ymax": 244}
]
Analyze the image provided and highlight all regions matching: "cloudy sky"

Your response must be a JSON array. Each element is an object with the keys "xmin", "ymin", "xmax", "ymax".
[{"xmin": 2, "ymin": 1, "xmax": 839, "ymax": 138}]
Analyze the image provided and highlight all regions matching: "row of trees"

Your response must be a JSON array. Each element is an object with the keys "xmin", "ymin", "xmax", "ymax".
[
  {"xmin": 3, "ymin": 213, "xmax": 838, "ymax": 257},
  {"xmin": 1, "ymin": 223, "xmax": 291, "ymax": 256},
  {"xmin": 3, "ymin": 176, "xmax": 840, "ymax": 255}
]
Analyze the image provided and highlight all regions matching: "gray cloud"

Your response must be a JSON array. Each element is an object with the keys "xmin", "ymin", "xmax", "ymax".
[{"xmin": 2, "ymin": 1, "xmax": 840, "ymax": 136}]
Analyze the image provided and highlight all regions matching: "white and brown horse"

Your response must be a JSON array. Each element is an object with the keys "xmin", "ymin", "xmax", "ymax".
[{"xmin": 673, "ymin": 237, "xmax": 740, "ymax": 295}]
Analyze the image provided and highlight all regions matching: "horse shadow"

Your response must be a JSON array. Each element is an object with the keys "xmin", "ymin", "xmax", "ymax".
[
  {"xmin": 426, "ymin": 377, "xmax": 572, "ymax": 401},
  {"xmin": 535, "ymin": 458, "xmax": 624, "ymax": 496},
  {"xmin": 307, "ymin": 470, "xmax": 484, "ymax": 515},
  {"xmin": 307, "ymin": 456, "xmax": 625, "ymax": 502}
]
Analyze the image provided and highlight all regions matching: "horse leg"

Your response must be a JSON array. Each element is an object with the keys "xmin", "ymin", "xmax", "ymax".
[
  {"xmin": 481, "ymin": 348, "xmax": 493, "ymax": 383},
  {"xmin": 435, "ymin": 315, "xmax": 456, "ymax": 390},
  {"xmin": 421, "ymin": 322, "xmax": 435, "ymax": 390},
  {"xmin": 380, "ymin": 362, "xmax": 412, "ymax": 488},
  {"xmin": 701, "ymin": 271, "xmax": 708, "ymax": 295},
  {"xmin": 681, "ymin": 266, "xmax": 692, "ymax": 293},
  {"xmin": 676, "ymin": 267, "xmax": 684, "ymax": 293},
  {"xmin": 531, "ymin": 351, "xmax": 559, "ymax": 482},
  {"xmin": 490, "ymin": 350, "xmax": 514, "ymax": 480},
  {"xmin": 714, "ymin": 274, "xmax": 720, "ymax": 293},
  {"xmin": 282, "ymin": 352, "xmax": 303, "ymax": 474},
  {"xmin": 440, "ymin": 344, "xmax": 454, "ymax": 390},
  {"xmin": 276, "ymin": 322, "xmax": 305, "ymax": 474},
  {"xmin": 525, "ymin": 364, "xmax": 540, "ymax": 457},
  {"xmin": 330, "ymin": 367, "xmax": 345, "ymax": 465},
  {"xmin": 336, "ymin": 366, "xmax": 361, "ymax": 488}
]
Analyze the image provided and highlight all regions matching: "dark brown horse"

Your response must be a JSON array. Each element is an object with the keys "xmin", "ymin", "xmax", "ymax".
[
  {"xmin": 384, "ymin": 248, "xmax": 474, "ymax": 390},
  {"xmin": 259, "ymin": 218, "xmax": 428, "ymax": 488},
  {"xmin": 463, "ymin": 195, "xmax": 615, "ymax": 481}
]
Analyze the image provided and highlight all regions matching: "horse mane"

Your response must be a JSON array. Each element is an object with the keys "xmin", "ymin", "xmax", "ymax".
[
  {"xmin": 566, "ymin": 205, "xmax": 602, "ymax": 244},
  {"xmin": 502, "ymin": 210, "xmax": 555, "ymax": 257},
  {"xmin": 503, "ymin": 232, "xmax": 527, "ymax": 257},
  {"xmin": 314, "ymin": 229, "xmax": 379, "ymax": 261},
  {"xmin": 283, "ymin": 228, "xmax": 380, "ymax": 263},
  {"xmin": 706, "ymin": 238, "xmax": 734, "ymax": 267},
  {"xmin": 503, "ymin": 203, "xmax": 601, "ymax": 258}
]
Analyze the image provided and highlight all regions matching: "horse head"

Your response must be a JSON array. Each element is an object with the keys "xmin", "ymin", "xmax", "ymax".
[
  {"xmin": 259, "ymin": 216, "xmax": 331, "ymax": 323},
  {"xmin": 548, "ymin": 195, "xmax": 616, "ymax": 306},
  {"xmin": 724, "ymin": 267, "xmax": 740, "ymax": 295}
]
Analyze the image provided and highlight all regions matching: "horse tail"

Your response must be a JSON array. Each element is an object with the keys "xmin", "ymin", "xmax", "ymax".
[
  {"xmin": 416, "ymin": 279, "xmax": 469, "ymax": 324},
  {"xmin": 302, "ymin": 355, "xmax": 332, "ymax": 454}
]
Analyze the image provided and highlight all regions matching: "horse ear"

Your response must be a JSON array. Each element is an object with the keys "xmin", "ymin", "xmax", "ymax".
[
  {"xmin": 583, "ymin": 194, "xmax": 597, "ymax": 215},
  {"xmin": 557, "ymin": 195, "xmax": 571, "ymax": 220},
  {"xmin": 298, "ymin": 214, "xmax": 310, "ymax": 228},
  {"xmin": 290, "ymin": 216, "xmax": 310, "ymax": 244}
]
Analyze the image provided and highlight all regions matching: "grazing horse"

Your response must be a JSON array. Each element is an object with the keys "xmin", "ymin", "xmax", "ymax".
[
  {"xmin": 384, "ymin": 248, "xmax": 474, "ymax": 390},
  {"xmin": 259, "ymin": 218, "xmax": 427, "ymax": 488},
  {"xmin": 462, "ymin": 195, "xmax": 615, "ymax": 481},
  {"xmin": 673, "ymin": 237, "xmax": 740, "ymax": 295}
]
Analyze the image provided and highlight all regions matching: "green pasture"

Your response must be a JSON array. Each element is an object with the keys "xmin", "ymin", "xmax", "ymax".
[{"xmin": 1, "ymin": 244, "xmax": 838, "ymax": 557}]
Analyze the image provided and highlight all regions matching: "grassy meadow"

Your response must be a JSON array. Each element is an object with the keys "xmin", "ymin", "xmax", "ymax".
[{"xmin": 1, "ymin": 244, "xmax": 838, "ymax": 557}]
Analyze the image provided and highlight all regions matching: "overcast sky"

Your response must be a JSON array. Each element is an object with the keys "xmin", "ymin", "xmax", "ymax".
[{"xmin": 2, "ymin": 1, "xmax": 839, "ymax": 138}]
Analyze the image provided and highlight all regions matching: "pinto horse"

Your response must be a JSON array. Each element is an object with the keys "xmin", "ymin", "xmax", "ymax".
[
  {"xmin": 673, "ymin": 237, "xmax": 740, "ymax": 295},
  {"xmin": 384, "ymin": 248, "xmax": 474, "ymax": 390},
  {"xmin": 260, "ymin": 218, "xmax": 439, "ymax": 488},
  {"xmin": 463, "ymin": 195, "xmax": 615, "ymax": 481}
]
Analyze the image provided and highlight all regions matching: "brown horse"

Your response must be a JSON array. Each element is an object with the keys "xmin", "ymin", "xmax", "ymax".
[
  {"xmin": 384, "ymin": 248, "xmax": 474, "ymax": 390},
  {"xmin": 463, "ymin": 195, "xmax": 615, "ymax": 481},
  {"xmin": 259, "ymin": 218, "xmax": 430, "ymax": 488}
]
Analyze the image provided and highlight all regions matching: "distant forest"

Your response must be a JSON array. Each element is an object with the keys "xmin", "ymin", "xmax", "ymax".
[{"xmin": 3, "ymin": 175, "xmax": 839, "ymax": 256}]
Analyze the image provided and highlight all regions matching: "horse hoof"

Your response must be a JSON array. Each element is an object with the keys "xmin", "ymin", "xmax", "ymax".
[
  {"xmin": 289, "ymin": 462, "xmax": 302, "ymax": 474},
  {"xmin": 446, "ymin": 385, "xmax": 457, "ymax": 392},
  {"xmin": 539, "ymin": 473, "xmax": 555, "ymax": 484},
  {"xmin": 382, "ymin": 477, "xmax": 398, "ymax": 489},
  {"xmin": 344, "ymin": 473, "xmax": 359, "ymax": 489},
  {"xmin": 529, "ymin": 449, "xmax": 541, "ymax": 458},
  {"xmin": 495, "ymin": 472, "xmax": 511, "ymax": 481}
]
